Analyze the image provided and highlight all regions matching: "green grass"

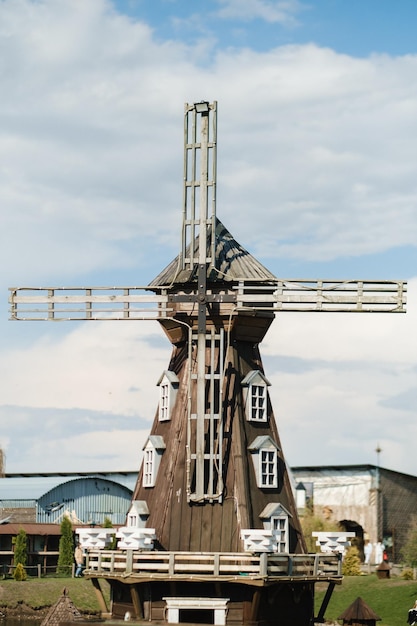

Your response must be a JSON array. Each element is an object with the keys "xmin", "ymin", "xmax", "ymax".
[
  {"xmin": 0, "ymin": 577, "xmax": 110, "ymax": 613},
  {"xmin": 315, "ymin": 573, "xmax": 417, "ymax": 626},
  {"xmin": 0, "ymin": 573, "xmax": 416, "ymax": 625}
]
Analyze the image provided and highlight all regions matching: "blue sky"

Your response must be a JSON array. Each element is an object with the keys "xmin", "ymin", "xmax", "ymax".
[
  {"xmin": 0, "ymin": 0, "xmax": 416, "ymax": 477},
  {"xmin": 115, "ymin": 0, "xmax": 417, "ymax": 58}
]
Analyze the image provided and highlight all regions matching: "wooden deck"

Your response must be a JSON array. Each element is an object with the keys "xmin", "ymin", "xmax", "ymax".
[{"xmin": 84, "ymin": 550, "xmax": 342, "ymax": 584}]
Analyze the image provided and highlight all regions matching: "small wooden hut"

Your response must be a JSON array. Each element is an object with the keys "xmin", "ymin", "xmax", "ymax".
[
  {"xmin": 338, "ymin": 596, "xmax": 381, "ymax": 626},
  {"xmin": 40, "ymin": 588, "xmax": 84, "ymax": 626}
]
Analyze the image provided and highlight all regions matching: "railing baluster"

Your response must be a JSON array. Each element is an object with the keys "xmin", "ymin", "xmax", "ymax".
[{"xmin": 169, "ymin": 553, "xmax": 175, "ymax": 575}]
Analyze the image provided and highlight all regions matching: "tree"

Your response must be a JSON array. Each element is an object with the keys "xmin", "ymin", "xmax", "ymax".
[
  {"xmin": 14, "ymin": 528, "xmax": 28, "ymax": 567},
  {"xmin": 401, "ymin": 518, "xmax": 417, "ymax": 567},
  {"xmin": 57, "ymin": 515, "xmax": 74, "ymax": 575},
  {"xmin": 14, "ymin": 562, "xmax": 27, "ymax": 581},
  {"xmin": 342, "ymin": 546, "xmax": 362, "ymax": 576}
]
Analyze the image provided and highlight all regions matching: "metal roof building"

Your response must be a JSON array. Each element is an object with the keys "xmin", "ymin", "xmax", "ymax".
[{"xmin": 0, "ymin": 471, "xmax": 137, "ymax": 526}]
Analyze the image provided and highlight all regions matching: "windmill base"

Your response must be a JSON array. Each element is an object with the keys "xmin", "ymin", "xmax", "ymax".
[{"xmin": 90, "ymin": 577, "xmax": 338, "ymax": 626}]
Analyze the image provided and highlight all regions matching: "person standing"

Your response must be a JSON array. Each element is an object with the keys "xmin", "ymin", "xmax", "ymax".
[
  {"xmin": 374, "ymin": 539, "xmax": 384, "ymax": 564},
  {"xmin": 364, "ymin": 540, "xmax": 373, "ymax": 565},
  {"xmin": 74, "ymin": 543, "xmax": 84, "ymax": 577}
]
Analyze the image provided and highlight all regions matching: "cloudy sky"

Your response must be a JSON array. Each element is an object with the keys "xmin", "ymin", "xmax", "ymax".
[{"xmin": 1, "ymin": 0, "xmax": 416, "ymax": 477}]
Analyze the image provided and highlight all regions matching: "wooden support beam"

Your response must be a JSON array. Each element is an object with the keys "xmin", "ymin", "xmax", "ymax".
[
  {"xmin": 90, "ymin": 577, "xmax": 110, "ymax": 616},
  {"xmin": 315, "ymin": 582, "xmax": 336, "ymax": 623},
  {"xmin": 130, "ymin": 585, "xmax": 143, "ymax": 619}
]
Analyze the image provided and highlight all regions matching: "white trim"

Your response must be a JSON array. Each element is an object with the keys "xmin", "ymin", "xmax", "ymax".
[
  {"xmin": 163, "ymin": 598, "xmax": 229, "ymax": 625},
  {"xmin": 242, "ymin": 370, "xmax": 270, "ymax": 422},
  {"xmin": 143, "ymin": 447, "xmax": 155, "ymax": 487},
  {"xmin": 271, "ymin": 515, "xmax": 289, "ymax": 552},
  {"xmin": 157, "ymin": 371, "xmax": 179, "ymax": 422},
  {"xmin": 142, "ymin": 437, "xmax": 166, "ymax": 488}
]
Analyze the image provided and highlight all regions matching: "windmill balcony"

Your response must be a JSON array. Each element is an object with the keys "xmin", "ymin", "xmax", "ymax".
[{"xmin": 84, "ymin": 549, "xmax": 342, "ymax": 582}]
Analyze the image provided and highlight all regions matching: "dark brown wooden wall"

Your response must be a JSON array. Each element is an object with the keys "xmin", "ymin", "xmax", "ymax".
[{"xmin": 131, "ymin": 314, "xmax": 305, "ymax": 553}]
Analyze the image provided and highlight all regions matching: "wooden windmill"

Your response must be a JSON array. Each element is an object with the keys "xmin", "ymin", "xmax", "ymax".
[{"xmin": 9, "ymin": 101, "xmax": 406, "ymax": 626}]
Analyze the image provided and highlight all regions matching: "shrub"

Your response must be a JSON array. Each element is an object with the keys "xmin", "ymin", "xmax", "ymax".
[
  {"xmin": 14, "ymin": 562, "xmax": 27, "ymax": 581},
  {"xmin": 342, "ymin": 546, "xmax": 362, "ymax": 576},
  {"xmin": 401, "ymin": 567, "xmax": 414, "ymax": 580}
]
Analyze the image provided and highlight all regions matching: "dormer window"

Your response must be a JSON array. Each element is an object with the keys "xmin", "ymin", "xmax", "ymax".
[
  {"xmin": 260, "ymin": 503, "xmax": 291, "ymax": 552},
  {"xmin": 242, "ymin": 370, "xmax": 271, "ymax": 422},
  {"xmin": 142, "ymin": 436, "xmax": 166, "ymax": 488},
  {"xmin": 127, "ymin": 501, "xmax": 150, "ymax": 528},
  {"xmin": 157, "ymin": 370, "xmax": 179, "ymax": 422},
  {"xmin": 248, "ymin": 436, "xmax": 280, "ymax": 489}
]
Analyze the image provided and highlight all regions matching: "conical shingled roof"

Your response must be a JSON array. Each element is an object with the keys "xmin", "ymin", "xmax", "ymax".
[
  {"xmin": 149, "ymin": 217, "xmax": 276, "ymax": 286},
  {"xmin": 338, "ymin": 596, "xmax": 381, "ymax": 624},
  {"xmin": 41, "ymin": 587, "xmax": 84, "ymax": 626}
]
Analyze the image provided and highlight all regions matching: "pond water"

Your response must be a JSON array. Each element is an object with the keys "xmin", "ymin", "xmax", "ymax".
[{"xmin": 2, "ymin": 621, "xmax": 39, "ymax": 626}]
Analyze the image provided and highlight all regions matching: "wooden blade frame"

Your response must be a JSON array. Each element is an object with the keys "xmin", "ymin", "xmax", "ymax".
[{"xmin": 9, "ymin": 280, "xmax": 406, "ymax": 321}]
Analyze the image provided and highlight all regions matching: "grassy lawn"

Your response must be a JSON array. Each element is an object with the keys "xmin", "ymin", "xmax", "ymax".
[
  {"xmin": 0, "ymin": 577, "xmax": 111, "ymax": 614},
  {"xmin": 316, "ymin": 573, "xmax": 417, "ymax": 626},
  {"xmin": 0, "ymin": 573, "xmax": 416, "ymax": 625}
]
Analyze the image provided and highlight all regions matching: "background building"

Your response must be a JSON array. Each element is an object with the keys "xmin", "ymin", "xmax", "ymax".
[
  {"xmin": 0, "ymin": 471, "xmax": 136, "ymax": 573},
  {"xmin": 0, "ymin": 471, "xmax": 136, "ymax": 525},
  {"xmin": 1, "ymin": 465, "xmax": 416, "ymax": 573},
  {"xmin": 292, "ymin": 464, "xmax": 417, "ymax": 562}
]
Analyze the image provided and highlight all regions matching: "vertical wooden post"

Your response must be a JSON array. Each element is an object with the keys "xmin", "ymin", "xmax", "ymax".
[
  {"xmin": 91, "ymin": 578, "xmax": 110, "ymax": 615},
  {"xmin": 130, "ymin": 585, "xmax": 143, "ymax": 619},
  {"xmin": 126, "ymin": 550, "xmax": 133, "ymax": 574}
]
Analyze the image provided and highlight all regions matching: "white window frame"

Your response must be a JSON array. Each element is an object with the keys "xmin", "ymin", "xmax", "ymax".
[
  {"xmin": 159, "ymin": 381, "xmax": 170, "ymax": 421},
  {"xmin": 259, "ymin": 503, "xmax": 292, "ymax": 553},
  {"xmin": 128, "ymin": 513, "xmax": 138, "ymax": 527},
  {"xmin": 143, "ymin": 447, "xmax": 155, "ymax": 487},
  {"xmin": 157, "ymin": 371, "xmax": 179, "ymax": 422},
  {"xmin": 251, "ymin": 383, "xmax": 267, "ymax": 421},
  {"xmin": 142, "ymin": 436, "xmax": 166, "ymax": 488},
  {"xmin": 248, "ymin": 436, "xmax": 280, "ymax": 490},
  {"xmin": 259, "ymin": 448, "xmax": 278, "ymax": 488},
  {"xmin": 271, "ymin": 515, "xmax": 289, "ymax": 553},
  {"xmin": 126, "ymin": 500, "xmax": 150, "ymax": 528},
  {"xmin": 242, "ymin": 370, "xmax": 270, "ymax": 423}
]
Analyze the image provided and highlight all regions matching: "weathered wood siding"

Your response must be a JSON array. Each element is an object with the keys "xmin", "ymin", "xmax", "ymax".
[{"xmin": 131, "ymin": 306, "xmax": 305, "ymax": 554}]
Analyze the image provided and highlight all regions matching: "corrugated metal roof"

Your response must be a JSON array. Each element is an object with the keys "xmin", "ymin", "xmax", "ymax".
[
  {"xmin": 0, "ymin": 472, "xmax": 137, "ymax": 501},
  {"xmin": 150, "ymin": 218, "xmax": 276, "ymax": 286}
]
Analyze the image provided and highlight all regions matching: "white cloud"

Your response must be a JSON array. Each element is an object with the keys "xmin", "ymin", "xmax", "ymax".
[
  {"xmin": 2, "ymin": 8, "xmax": 417, "ymax": 283},
  {"xmin": 1, "ymin": 322, "xmax": 167, "ymax": 415},
  {"xmin": 0, "ymin": 0, "xmax": 416, "ymax": 476},
  {"xmin": 215, "ymin": 0, "xmax": 303, "ymax": 25},
  {"xmin": 25, "ymin": 428, "xmax": 150, "ymax": 473},
  {"xmin": 265, "ymin": 279, "xmax": 417, "ymax": 474}
]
